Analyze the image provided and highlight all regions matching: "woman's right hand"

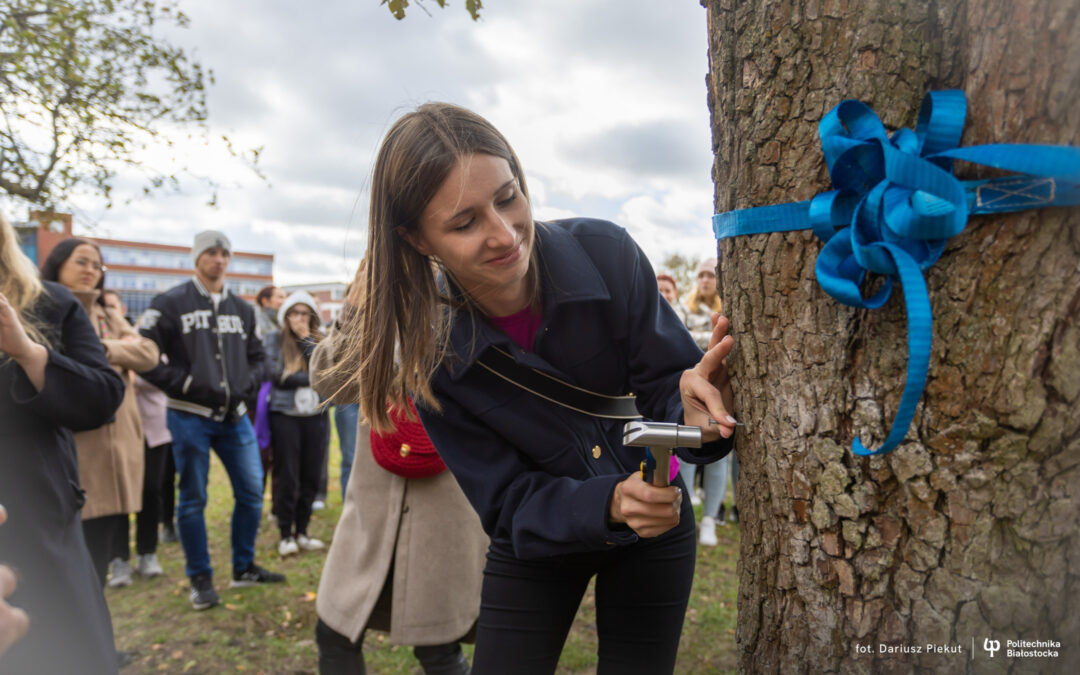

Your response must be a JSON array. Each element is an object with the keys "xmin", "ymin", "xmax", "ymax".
[
  {"xmin": 1, "ymin": 291, "xmax": 49, "ymax": 390},
  {"xmin": 608, "ymin": 472, "xmax": 683, "ymax": 538},
  {"xmin": 288, "ymin": 313, "xmax": 311, "ymax": 340},
  {"xmin": 0, "ymin": 292, "xmax": 35, "ymax": 360}
]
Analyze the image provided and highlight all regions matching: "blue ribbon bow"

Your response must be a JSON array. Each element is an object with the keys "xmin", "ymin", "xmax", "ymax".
[{"xmin": 713, "ymin": 90, "xmax": 1080, "ymax": 456}]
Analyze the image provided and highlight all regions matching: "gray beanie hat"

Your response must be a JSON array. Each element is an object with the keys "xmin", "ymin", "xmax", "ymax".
[{"xmin": 192, "ymin": 229, "xmax": 232, "ymax": 263}]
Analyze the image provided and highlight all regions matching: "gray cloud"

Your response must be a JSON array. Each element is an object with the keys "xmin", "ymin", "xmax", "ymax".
[
  {"xmin": 72, "ymin": 0, "xmax": 714, "ymax": 285},
  {"xmin": 558, "ymin": 120, "xmax": 708, "ymax": 181}
]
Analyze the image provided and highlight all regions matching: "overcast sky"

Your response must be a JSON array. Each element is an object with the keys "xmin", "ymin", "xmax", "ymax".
[{"xmin": 66, "ymin": 0, "xmax": 717, "ymax": 286}]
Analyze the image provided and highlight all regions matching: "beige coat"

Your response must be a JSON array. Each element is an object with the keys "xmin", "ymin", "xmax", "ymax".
[
  {"xmin": 73, "ymin": 292, "xmax": 159, "ymax": 519},
  {"xmin": 312, "ymin": 331, "xmax": 488, "ymax": 646}
]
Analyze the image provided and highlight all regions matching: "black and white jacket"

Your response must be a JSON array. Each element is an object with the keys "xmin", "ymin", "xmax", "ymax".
[{"xmin": 139, "ymin": 277, "xmax": 266, "ymax": 422}]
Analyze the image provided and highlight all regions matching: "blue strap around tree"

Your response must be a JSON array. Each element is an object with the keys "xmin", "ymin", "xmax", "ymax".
[{"xmin": 712, "ymin": 90, "xmax": 1080, "ymax": 456}]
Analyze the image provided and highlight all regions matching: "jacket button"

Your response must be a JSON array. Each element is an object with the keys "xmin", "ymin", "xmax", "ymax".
[
  {"xmin": 402, "ymin": 504, "xmax": 410, "ymax": 513},
  {"xmin": 592, "ymin": 445, "xmax": 602, "ymax": 459},
  {"xmin": 400, "ymin": 443, "xmax": 411, "ymax": 458}
]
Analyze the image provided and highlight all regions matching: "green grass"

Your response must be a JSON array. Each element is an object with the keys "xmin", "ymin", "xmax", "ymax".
[{"xmin": 109, "ymin": 433, "xmax": 739, "ymax": 674}]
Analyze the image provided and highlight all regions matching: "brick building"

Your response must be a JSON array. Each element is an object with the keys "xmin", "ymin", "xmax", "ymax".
[{"xmin": 15, "ymin": 211, "xmax": 274, "ymax": 316}]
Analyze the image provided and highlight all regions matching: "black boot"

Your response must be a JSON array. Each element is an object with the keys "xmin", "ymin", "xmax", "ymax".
[
  {"xmin": 315, "ymin": 619, "xmax": 366, "ymax": 675},
  {"xmin": 414, "ymin": 642, "xmax": 470, "ymax": 675}
]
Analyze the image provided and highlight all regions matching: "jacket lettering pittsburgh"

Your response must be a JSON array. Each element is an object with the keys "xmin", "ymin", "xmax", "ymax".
[{"xmin": 139, "ymin": 277, "xmax": 266, "ymax": 422}]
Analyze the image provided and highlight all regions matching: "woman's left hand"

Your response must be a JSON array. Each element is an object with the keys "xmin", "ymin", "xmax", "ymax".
[{"xmin": 679, "ymin": 313, "xmax": 736, "ymax": 442}]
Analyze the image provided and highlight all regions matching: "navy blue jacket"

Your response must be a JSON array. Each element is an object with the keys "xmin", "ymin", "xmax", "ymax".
[{"xmin": 417, "ymin": 218, "xmax": 731, "ymax": 560}]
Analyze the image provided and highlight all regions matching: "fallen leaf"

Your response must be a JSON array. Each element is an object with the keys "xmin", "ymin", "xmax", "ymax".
[
  {"xmin": 183, "ymin": 660, "xmax": 197, "ymax": 672},
  {"xmin": 171, "ymin": 650, "xmax": 184, "ymax": 660},
  {"xmin": 302, "ymin": 591, "xmax": 317, "ymax": 602},
  {"xmin": 225, "ymin": 603, "xmax": 238, "ymax": 611},
  {"xmin": 296, "ymin": 639, "xmax": 314, "ymax": 647}
]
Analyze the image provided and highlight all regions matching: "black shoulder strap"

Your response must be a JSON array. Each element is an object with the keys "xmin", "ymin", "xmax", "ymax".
[{"xmin": 475, "ymin": 346, "xmax": 642, "ymax": 420}]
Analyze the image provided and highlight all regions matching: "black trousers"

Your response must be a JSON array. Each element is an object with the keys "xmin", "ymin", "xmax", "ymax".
[
  {"xmin": 129, "ymin": 441, "xmax": 171, "ymax": 555},
  {"xmin": 315, "ymin": 619, "xmax": 468, "ymax": 675},
  {"xmin": 81, "ymin": 513, "xmax": 129, "ymax": 588},
  {"xmin": 316, "ymin": 413, "xmax": 331, "ymax": 499},
  {"xmin": 160, "ymin": 445, "xmax": 176, "ymax": 527},
  {"xmin": 270, "ymin": 412, "xmax": 327, "ymax": 538},
  {"xmin": 472, "ymin": 499, "xmax": 697, "ymax": 675}
]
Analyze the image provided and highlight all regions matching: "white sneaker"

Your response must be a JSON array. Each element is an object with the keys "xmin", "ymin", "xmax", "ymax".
[
  {"xmin": 108, "ymin": 558, "xmax": 133, "ymax": 587},
  {"xmin": 311, "ymin": 500, "xmax": 326, "ymax": 512},
  {"xmin": 278, "ymin": 537, "xmax": 299, "ymax": 557},
  {"xmin": 689, "ymin": 493, "xmax": 702, "ymax": 506},
  {"xmin": 699, "ymin": 516, "xmax": 718, "ymax": 547},
  {"xmin": 135, "ymin": 553, "xmax": 163, "ymax": 577},
  {"xmin": 296, "ymin": 534, "xmax": 325, "ymax": 551}
]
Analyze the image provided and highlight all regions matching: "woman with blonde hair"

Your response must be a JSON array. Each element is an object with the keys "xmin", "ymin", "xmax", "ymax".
[
  {"xmin": 328, "ymin": 103, "xmax": 738, "ymax": 674},
  {"xmin": 0, "ymin": 215, "xmax": 125, "ymax": 673},
  {"xmin": 682, "ymin": 258, "xmax": 723, "ymax": 348}
]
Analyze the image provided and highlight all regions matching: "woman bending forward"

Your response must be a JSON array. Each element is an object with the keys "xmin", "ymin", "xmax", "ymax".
[{"xmin": 331, "ymin": 103, "xmax": 737, "ymax": 675}]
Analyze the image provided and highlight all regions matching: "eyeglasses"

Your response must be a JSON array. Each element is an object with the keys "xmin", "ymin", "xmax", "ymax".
[{"xmin": 73, "ymin": 257, "xmax": 106, "ymax": 272}]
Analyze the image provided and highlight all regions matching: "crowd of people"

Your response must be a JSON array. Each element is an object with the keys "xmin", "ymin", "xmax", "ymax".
[
  {"xmin": 1, "ymin": 102, "xmax": 739, "ymax": 675},
  {"xmin": 658, "ymin": 261, "xmax": 741, "ymax": 548}
]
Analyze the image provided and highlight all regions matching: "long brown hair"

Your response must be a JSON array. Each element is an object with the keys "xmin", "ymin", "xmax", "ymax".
[
  {"xmin": 280, "ymin": 302, "xmax": 323, "ymax": 381},
  {"xmin": 0, "ymin": 213, "xmax": 51, "ymax": 348},
  {"xmin": 329, "ymin": 102, "xmax": 539, "ymax": 432}
]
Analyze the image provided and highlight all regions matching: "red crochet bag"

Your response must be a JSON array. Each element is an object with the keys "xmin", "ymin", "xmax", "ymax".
[{"xmin": 369, "ymin": 397, "xmax": 447, "ymax": 479}]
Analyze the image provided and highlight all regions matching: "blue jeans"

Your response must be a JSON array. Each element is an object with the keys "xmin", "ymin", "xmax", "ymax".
[
  {"xmin": 333, "ymin": 403, "xmax": 359, "ymax": 499},
  {"xmin": 167, "ymin": 410, "xmax": 264, "ymax": 579},
  {"xmin": 729, "ymin": 450, "xmax": 738, "ymax": 507},
  {"xmin": 679, "ymin": 455, "xmax": 730, "ymax": 520}
]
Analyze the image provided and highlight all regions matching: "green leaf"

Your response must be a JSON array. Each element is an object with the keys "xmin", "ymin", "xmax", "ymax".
[
  {"xmin": 382, "ymin": 0, "xmax": 408, "ymax": 20},
  {"xmin": 378, "ymin": 0, "xmax": 482, "ymax": 22}
]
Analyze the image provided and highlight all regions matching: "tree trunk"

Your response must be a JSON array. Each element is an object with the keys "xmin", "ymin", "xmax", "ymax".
[{"xmin": 704, "ymin": 0, "xmax": 1080, "ymax": 672}]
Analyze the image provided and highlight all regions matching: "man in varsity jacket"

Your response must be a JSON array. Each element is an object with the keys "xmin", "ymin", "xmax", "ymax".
[{"xmin": 140, "ymin": 230, "xmax": 285, "ymax": 610}]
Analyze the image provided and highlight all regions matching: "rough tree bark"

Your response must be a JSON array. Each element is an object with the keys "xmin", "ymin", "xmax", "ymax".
[{"xmin": 703, "ymin": 0, "xmax": 1079, "ymax": 672}]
